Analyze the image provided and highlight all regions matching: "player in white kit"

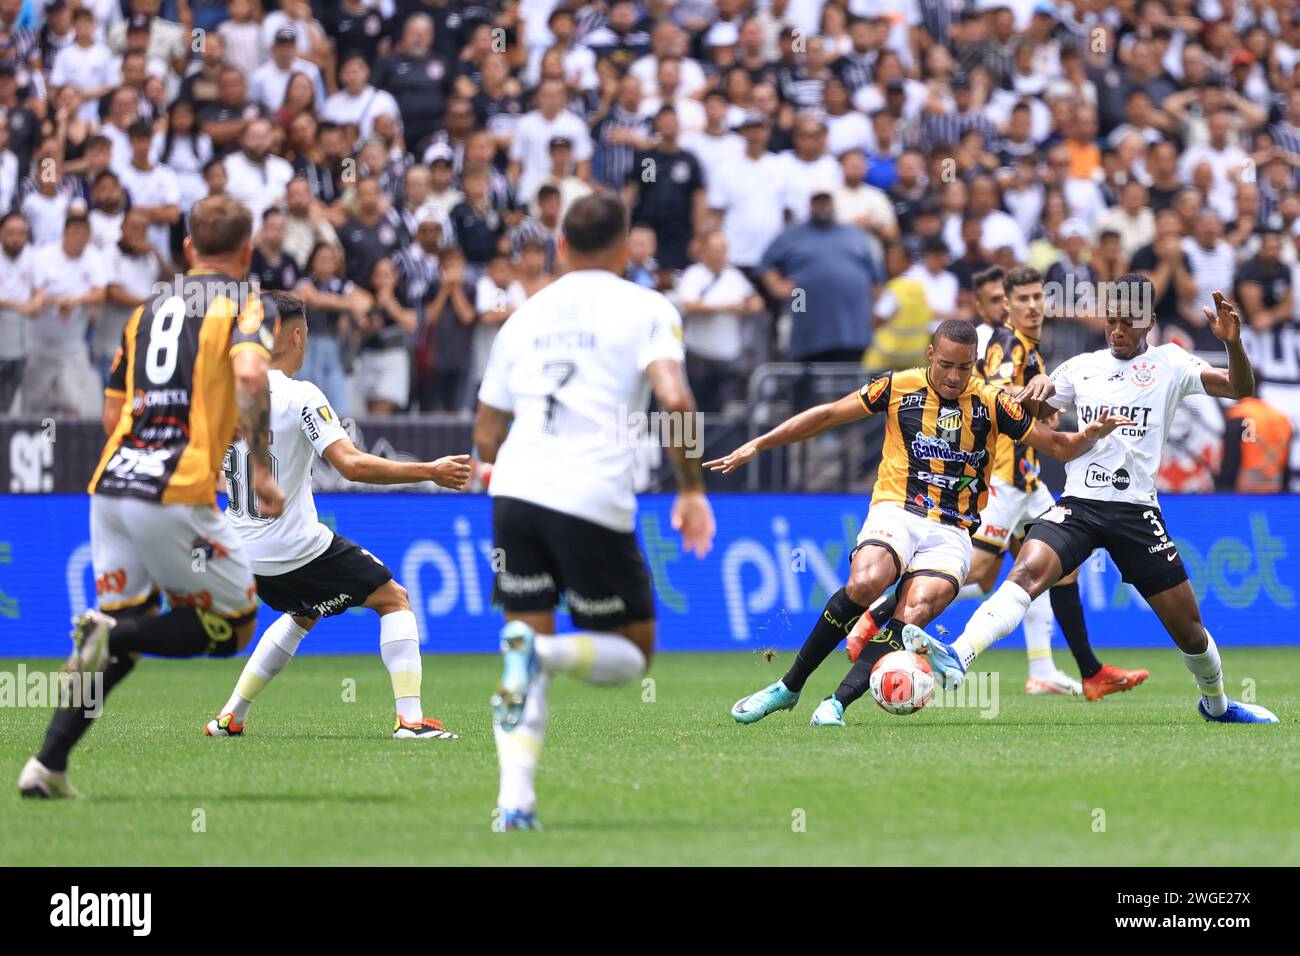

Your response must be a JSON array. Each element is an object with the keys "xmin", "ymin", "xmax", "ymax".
[
  {"xmin": 907, "ymin": 279, "xmax": 1280, "ymax": 724},
  {"xmin": 473, "ymin": 194, "xmax": 716, "ymax": 830},
  {"xmin": 204, "ymin": 292, "xmax": 473, "ymax": 740}
]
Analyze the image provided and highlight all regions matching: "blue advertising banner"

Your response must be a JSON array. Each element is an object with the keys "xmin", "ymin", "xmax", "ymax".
[{"xmin": 0, "ymin": 494, "xmax": 1295, "ymax": 657}]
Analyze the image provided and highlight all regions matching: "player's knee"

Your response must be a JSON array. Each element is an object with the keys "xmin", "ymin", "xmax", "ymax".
[
  {"xmin": 898, "ymin": 593, "xmax": 943, "ymax": 625},
  {"xmin": 369, "ymin": 580, "xmax": 409, "ymax": 614},
  {"xmin": 845, "ymin": 565, "xmax": 891, "ymax": 606}
]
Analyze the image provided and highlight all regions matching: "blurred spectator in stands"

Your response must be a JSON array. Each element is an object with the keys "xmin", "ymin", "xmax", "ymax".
[
  {"xmin": 1132, "ymin": 207, "xmax": 1197, "ymax": 342},
  {"xmin": 450, "ymin": 164, "xmax": 508, "ymax": 274},
  {"xmin": 223, "ymin": 117, "xmax": 293, "ymax": 224},
  {"xmin": 322, "ymin": 55, "xmax": 400, "ymax": 147},
  {"xmin": 1094, "ymin": 179, "xmax": 1155, "ymax": 259},
  {"xmin": 711, "ymin": 110, "xmax": 784, "ymax": 279},
  {"xmin": 626, "ymin": 106, "xmax": 705, "ymax": 283},
  {"xmin": 950, "ymin": 214, "xmax": 990, "ymax": 296},
  {"xmin": 87, "ymin": 169, "xmax": 125, "ymax": 250},
  {"xmin": 1092, "ymin": 229, "xmax": 1129, "ymax": 284},
  {"xmin": 0, "ymin": 212, "xmax": 37, "ymax": 414},
  {"xmin": 1217, "ymin": 385, "xmax": 1295, "ymax": 494},
  {"xmin": 200, "ymin": 67, "xmax": 265, "ymax": 156},
  {"xmin": 119, "ymin": 119, "xmax": 180, "ymax": 264},
  {"xmin": 282, "ymin": 175, "xmax": 339, "ymax": 270},
  {"xmin": 761, "ymin": 182, "xmax": 877, "ymax": 365},
  {"xmin": 832, "ymin": 147, "xmax": 898, "ymax": 248},
  {"xmin": 297, "ymin": 241, "xmax": 371, "ymax": 415},
  {"xmin": 677, "ymin": 230, "xmax": 763, "ymax": 413},
  {"xmin": 339, "ymin": 175, "xmax": 405, "ymax": 286},
  {"xmin": 865, "ymin": 240, "xmax": 931, "ymax": 373},
  {"xmin": 1179, "ymin": 209, "xmax": 1234, "ymax": 349},
  {"xmin": 471, "ymin": 253, "xmax": 522, "ymax": 405},
  {"xmin": 250, "ymin": 208, "xmax": 300, "ymax": 292},
  {"xmin": 908, "ymin": 235, "xmax": 962, "ymax": 323},
  {"xmin": 509, "ymin": 76, "xmax": 592, "ymax": 200},
  {"xmin": 414, "ymin": 244, "xmax": 475, "ymax": 412},
  {"xmin": 99, "ymin": 206, "xmax": 163, "ymax": 382},
  {"xmin": 625, "ymin": 223, "xmax": 659, "ymax": 289},
  {"xmin": 355, "ymin": 256, "xmax": 416, "ymax": 417},
  {"xmin": 529, "ymin": 136, "xmax": 593, "ymax": 218},
  {"xmin": 22, "ymin": 151, "xmax": 74, "ymax": 248},
  {"xmin": 25, "ymin": 210, "xmax": 103, "ymax": 417},
  {"xmin": 1044, "ymin": 218, "xmax": 1104, "ymax": 363}
]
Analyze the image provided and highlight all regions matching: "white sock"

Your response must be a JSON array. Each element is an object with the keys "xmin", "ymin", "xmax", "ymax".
[
  {"xmin": 956, "ymin": 581, "xmax": 988, "ymax": 602},
  {"xmin": 379, "ymin": 610, "xmax": 423, "ymax": 723},
  {"xmin": 951, "ymin": 580, "xmax": 1033, "ymax": 671},
  {"xmin": 535, "ymin": 632, "xmax": 647, "ymax": 685},
  {"xmin": 1023, "ymin": 593, "xmax": 1057, "ymax": 679},
  {"xmin": 1182, "ymin": 632, "xmax": 1228, "ymax": 716},
  {"xmin": 225, "ymin": 614, "xmax": 308, "ymax": 722},
  {"xmin": 495, "ymin": 671, "xmax": 549, "ymax": 812}
]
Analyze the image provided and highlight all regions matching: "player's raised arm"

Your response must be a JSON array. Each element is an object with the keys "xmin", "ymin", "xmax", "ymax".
[
  {"xmin": 323, "ymin": 440, "xmax": 472, "ymax": 489},
  {"xmin": 645, "ymin": 356, "xmax": 715, "ymax": 558},
  {"xmin": 1014, "ymin": 373, "xmax": 1059, "ymax": 420},
  {"xmin": 1199, "ymin": 290, "xmax": 1255, "ymax": 399},
  {"xmin": 1022, "ymin": 408, "xmax": 1136, "ymax": 462},
  {"xmin": 703, "ymin": 381, "xmax": 880, "ymax": 474}
]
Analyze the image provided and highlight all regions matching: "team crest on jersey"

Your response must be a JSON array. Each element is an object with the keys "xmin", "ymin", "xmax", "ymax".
[
  {"xmin": 237, "ymin": 298, "xmax": 265, "ymax": 335},
  {"xmin": 997, "ymin": 391, "xmax": 1025, "ymax": 420},
  {"xmin": 1131, "ymin": 361, "xmax": 1157, "ymax": 388}
]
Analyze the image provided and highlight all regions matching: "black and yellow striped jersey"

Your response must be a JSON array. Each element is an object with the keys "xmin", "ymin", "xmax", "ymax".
[
  {"xmin": 858, "ymin": 367, "xmax": 1036, "ymax": 530},
  {"xmin": 982, "ymin": 326, "xmax": 1044, "ymax": 492},
  {"xmin": 90, "ymin": 271, "xmax": 278, "ymax": 506}
]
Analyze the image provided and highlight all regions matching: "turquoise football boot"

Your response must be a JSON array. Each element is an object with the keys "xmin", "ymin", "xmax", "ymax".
[
  {"xmin": 492, "ymin": 620, "xmax": 539, "ymax": 730},
  {"xmin": 731, "ymin": 680, "xmax": 799, "ymax": 724},
  {"xmin": 809, "ymin": 696, "xmax": 845, "ymax": 727}
]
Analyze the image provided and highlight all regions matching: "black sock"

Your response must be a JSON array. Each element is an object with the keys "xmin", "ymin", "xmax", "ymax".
[
  {"xmin": 1050, "ymin": 582, "xmax": 1103, "ymax": 679},
  {"xmin": 834, "ymin": 618, "xmax": 905, "ymax": 706},
  {"xmin": 868, "ymin": 591, "xmax": 899, "ymax": 628},
  {"xmin": 107, "ymin": 608, "xmax": 210, "ymax": 658},
  {"xmin": 36, "ymin": 654, "xmax": 136, "ymax": 772},
  {"xmin": 782, "ymin": 587, "xmax": 866, "ymax": 693}
]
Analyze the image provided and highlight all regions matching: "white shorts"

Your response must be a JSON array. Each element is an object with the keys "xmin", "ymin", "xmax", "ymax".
[
  {"xmin": 90, "ymin": 495, "xmax": 258, "ymax": 618},
  {"xmin": 972, "ymin": 478, "xmax": 1056, "ymax": 553},
  {"xmin": 357, "ymin": 347, "xmax": 411, "ymax": 407},
  {"xmin": 855, "ymin": 502, "xmax": 972, "ymax": 591}
]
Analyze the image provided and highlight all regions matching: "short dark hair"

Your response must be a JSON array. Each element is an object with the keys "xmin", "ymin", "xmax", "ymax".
[
  {"xmin": 188, "ymin": 194, "xmax": 252, "ymax": 256},
  {"xmin": 271, "ymin": 290, "xmax": 305, "ymax": 323},
  {"xmin": 1108, "ymin": 272, "xmax": 1155, "ymax": 319},
  {"xmin": 932, "ymin": 318, "xmax": 978, "ymax": 348},
  {"xmin": 972, "ymin": 265, "xmax": 1004, "ymax": 290},
  {"xmin": 1003, "ymin": 265, "xmax": 1042, "ymax": 295},
  {"xmin": 562, "ymin": 194, "xmax": 627, "ymax": 254}
]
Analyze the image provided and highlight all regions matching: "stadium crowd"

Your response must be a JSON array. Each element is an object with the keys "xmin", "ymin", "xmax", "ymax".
[{"xmin": 0, "ymin": 0, "xmax": 1295, "ymax": 490}]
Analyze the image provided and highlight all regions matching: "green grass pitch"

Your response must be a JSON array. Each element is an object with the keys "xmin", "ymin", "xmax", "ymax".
[{"xmin": 2, "ymin": 648, "xmax": 1298, "ymax": 866}]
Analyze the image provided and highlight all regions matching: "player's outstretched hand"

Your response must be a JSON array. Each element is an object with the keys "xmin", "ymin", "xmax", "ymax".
[
  {"xmin": 1205, "ymin": 290, "xmax": 1242, "ymax": 344},
  {"xmin": 702, "ymin": 440, "xmax": 760, "ymax": 474},
  {"xmin": 429, "ymin": 454, "xmax": 473, "ymax": 490},
  {"xmin": 1083, "ymin": 407, "xmax": 1137, "ymax": 441},
  {"xmin": 1014, "ymin": 373, "xmax": 1054, "ymax": 407},
  {"xmin": 252, "ymin": 467, "xmax": 285, "ymax": 518},
  {"xmin": 672, "ymin": 491, "xmax": 715, "ymax": 558}
]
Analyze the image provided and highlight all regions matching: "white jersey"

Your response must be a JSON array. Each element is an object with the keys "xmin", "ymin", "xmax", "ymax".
[
  {"xmin": 1047, "ymin": 343, "xmax": 1210, "ymax": 507},
  {"xmin": 478, "ymin": 269, "xmax": 685, "ymax": 533},
  {"xmin": 225, "ymin": 369, "xmax": 348, "ymax": 576}
]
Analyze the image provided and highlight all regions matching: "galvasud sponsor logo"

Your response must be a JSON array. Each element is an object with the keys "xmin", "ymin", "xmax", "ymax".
[{"xmin": 49, "ymin": 886, "xmax": 151, "ymax": 936}]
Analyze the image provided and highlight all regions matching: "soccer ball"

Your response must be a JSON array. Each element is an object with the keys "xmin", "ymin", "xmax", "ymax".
[{"xmin": 870, "ymin": 650, "xmax": 935, "ymax": 715}]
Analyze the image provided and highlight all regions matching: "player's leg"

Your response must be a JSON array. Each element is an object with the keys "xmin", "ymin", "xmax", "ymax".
[
  {"xmin": 813, "ymin": 572, "xmax": 960, "ymax": 725},
  {"xmin": 1107, "ymin": 510, "xmax": 1275, "ymax": 723},
  {"xmin": 845, "ymin": 508, "xmax": 1005, "ymax": 663},
  {"xmin": 363, "ymin": 578, "xmax": 460, "ymax": 739},
  {"xmin": 1011, "ymin": 486, "xmax": 1079, "ymax": 694},
  {"xmin": 206, "ymin": 611, "xmax": 319, "ymax": 736},
  {"xmin": 1047, "ymin": 563, "xmax": 1150, "ymax": 700},
  {"xmin": 732, "ymin": 505, "xmax": 911, "ymax": 723},
  {"xmin": 905, "ymin": 501, "xmax": 1104, "ymax": 687}
]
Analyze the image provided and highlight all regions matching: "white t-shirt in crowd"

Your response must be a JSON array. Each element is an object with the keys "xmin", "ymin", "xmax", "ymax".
[
  {"xmin": 224, "ymin": 151, "xmax": 296, "ymax": 225},
  {"xmin": 50, "ymin": 42, "xmax": 119, "ymax": 123},
  {"xmin": 677, "ymin": 262, "xmax": 756, "ymax": 362},
  {"xmin": 29, "ymin": 243, "xmax": 106, "ymax": 358},
  {"xmin": 226, "ymin": 369, "xmax": 349, "ymax": 576},
  {"xmin": 508, "ymin": 109, "xmax": 594, "ymax": 200},
  {"xmin": 0, "ymin": 245, "xmax": 36, "ymax": 361},
  {"xmin": 321, "ymin": 86, "xmax": 402, "ymax": 142},
  {"xmin": 710, "ymin": 151, "xmax": 787, "ymax": 268},
  {"xmin": 478, "ymin": 269, "xmax": 684, "ymax": 532},
  {"xmin": 116, "ymin": 161, "xmax": 182, "ymax": 260}
]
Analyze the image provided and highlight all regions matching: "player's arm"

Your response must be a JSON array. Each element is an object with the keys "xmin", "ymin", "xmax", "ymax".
[
  {"xmin": 1200, "ymin": 290, "xmax": 1255, "ymax": 400},
  {"xmin": 704, "ymin": 387, "xmax": 875, "ymax": 474},
  {"xmin": 232, "ymin": 347, "xmax": 284, "ymax": 518},
  {"xmin": 1021, "ymin": 409, "xmax": 1135, "ymax": 462},
  {"xmin": 322, "ymin": 439, "xmax": 472, "ymax": 489},
  {"xmin": 1014, "ymin": 373, "xmax": 1059, "ymax": 420},
  {"xmin": 646, "ymin": 356, "xmax": 714, "ymax": 558},
  {"xmin": 473, "ymin": 401, "xmax": 513, "ymax": 464}
]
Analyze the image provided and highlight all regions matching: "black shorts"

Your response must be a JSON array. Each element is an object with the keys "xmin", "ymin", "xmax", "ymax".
[
  {"xmin": 491, "ymin": 496, "xmax": 655, "ymax": 630},
  {"xmin": 254, "ymin": 533, "xmax": 393, "ymax": 619},
  {"xmin": 1024, "ymin": 496, "xmax": 1188, "ymax": 599}
]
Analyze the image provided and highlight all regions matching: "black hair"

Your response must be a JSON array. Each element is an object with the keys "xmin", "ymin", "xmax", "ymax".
[
  {"xmin": 932, "ymin": 319, "xmax": 978, "ymax": 347},
  {"xmin": 562, "ymin": 194, "xmax": 627, "ymax": 255}
]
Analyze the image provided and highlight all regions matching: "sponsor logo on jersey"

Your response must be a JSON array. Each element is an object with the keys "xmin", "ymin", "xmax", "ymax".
[
  {"xmin": 979, "ymin": 524, "xmax": 1010, "ymax": 540},
  {"xmin": 917, "ymin": 470, "xmax": 981, "ymax": 492},
  {"xmin": 1106, "ymin": 369, "xmax": 1126, "ymax": 382},
  {"xmin": 313, "ymin": 593, "xmax": 355, "ymax": 616},
  {"xmin": 899, "ymin": 390, "xmax": 926, "ymax": 409},
  {"xmin": 910, "ymin": 434, "xmax": 988, "ymax": 467},
  {"xmin": 237, "ymin": 298, "xmax": 265, "ymax": 335},
  {"xmin": 913, "ymin": 494, "xmax": 980, "ymax": 524},
  {"xmin": 997, "ymin": 391, "xmax": 1025, "ymax": 421},
  {"xmin": 131, "ymin": 388, "xmax": 191, "ymax": 415},
  {"xmin": 94, "ymin": 568, "xmax": 127, "ymax": 597},
  {"xmin": 1112, "ymin": 467, "xmax": 1131, "ymax": 490},
  {"xmin": 1079, "ymin": 403, "xmax": 1153, "ymax": 433},
  {"xmin": 1084, "ymin": 464, "xmax": 1132, "ymax": 489},
  {"xmin": 1148, "ymin": 539, "xmax": 1177, "ymax": 554},
  {"xmin": 862, "ymin": 376, "xmax": 890, "ymax": 407},
  {"xmin": 1131, "ymin": 360, "xmax": 1157, "ymax": 388},
  {"xmin": 301, "ymin": 405, "xmax": 322, "ymax": 441}
]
